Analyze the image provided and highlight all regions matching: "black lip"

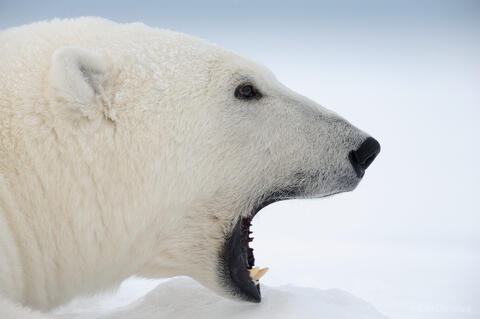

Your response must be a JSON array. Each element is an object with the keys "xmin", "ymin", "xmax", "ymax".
[{"xmin": 219, "ymin": 218, "xmax": 261, "ymax": 302}]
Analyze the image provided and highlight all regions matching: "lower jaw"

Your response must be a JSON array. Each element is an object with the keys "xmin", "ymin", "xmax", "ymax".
[{"xmin": 217, "ymin": 179, "xmax": 359, "ymax": 302}]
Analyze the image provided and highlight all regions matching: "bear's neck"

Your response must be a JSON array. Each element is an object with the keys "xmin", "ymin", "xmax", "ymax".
[{"xmin": 0, "ymin": 124, "xmax": 163, "ymax": 310}]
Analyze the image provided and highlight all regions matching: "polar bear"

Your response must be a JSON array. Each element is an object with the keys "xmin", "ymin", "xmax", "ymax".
[{"xmin": 0, "ymin": 18, "xmax": 380, "ymax": 318}]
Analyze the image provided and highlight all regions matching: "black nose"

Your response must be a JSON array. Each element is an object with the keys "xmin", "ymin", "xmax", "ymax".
[{"xmin": 349, "ymin": 137, "xmax": 381, "ymax": 178}]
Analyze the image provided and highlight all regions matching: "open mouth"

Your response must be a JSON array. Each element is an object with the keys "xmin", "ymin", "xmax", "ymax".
[{"xmin": 219, "ymin": 188, "xmax": 303, "ymax": 303}]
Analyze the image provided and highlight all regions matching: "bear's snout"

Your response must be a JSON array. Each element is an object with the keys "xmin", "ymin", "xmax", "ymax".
[{"xmin": 348, "ymin": 137, "xmax": 381, "ymax": 178}]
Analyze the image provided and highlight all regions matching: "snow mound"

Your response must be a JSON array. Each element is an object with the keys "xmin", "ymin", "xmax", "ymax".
[{"xmin": 58, "ymin": 277, "xmax": 388, "ymax": 319}]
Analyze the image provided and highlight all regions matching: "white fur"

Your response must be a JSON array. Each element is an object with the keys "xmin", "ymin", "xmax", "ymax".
[{"xmin": 0, "ymin": 18, "xmax": 368, "ymax": 318}]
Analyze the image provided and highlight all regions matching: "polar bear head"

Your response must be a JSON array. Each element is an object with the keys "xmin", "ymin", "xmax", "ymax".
[{"xmin": 48, "ymin": 20, "xmax": 380, "ymax": 304}]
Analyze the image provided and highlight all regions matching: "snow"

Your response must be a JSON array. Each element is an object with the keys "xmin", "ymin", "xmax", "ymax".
[{"xmin": 54, "ymin": 277, "xmax": 387, "ymax": 319}]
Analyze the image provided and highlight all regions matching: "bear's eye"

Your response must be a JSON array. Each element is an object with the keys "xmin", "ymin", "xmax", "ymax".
[{"xmin": 234, "ymin": 83, "xmax": 262, "ymax": 100}]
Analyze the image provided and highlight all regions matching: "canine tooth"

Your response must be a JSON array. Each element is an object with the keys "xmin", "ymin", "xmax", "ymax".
[
  {"xmin": 253, "ymin": 267, "xmax": 269, "ymax": 280},
  {"xmin": 249, "ymin": 267, "xmax": 260, "ymax": 278}
]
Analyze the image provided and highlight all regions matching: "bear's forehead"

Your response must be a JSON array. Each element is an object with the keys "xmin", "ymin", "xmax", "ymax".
[
  {"xmin": 131, "ymin": 36, "xmax": 273, "ymax": 85},
  {"xmin": 109, "ymin": 22, "xmax": 270, "ymax": 78}
]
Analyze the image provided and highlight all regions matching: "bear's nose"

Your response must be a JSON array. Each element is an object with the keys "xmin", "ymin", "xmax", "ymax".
[{"xmin": 348, "ymin": 137, "xmax": 381, "ymax": 178}]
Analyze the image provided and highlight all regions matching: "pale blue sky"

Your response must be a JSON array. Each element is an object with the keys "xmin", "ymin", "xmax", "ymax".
[{"xmin": 1, "ymin": 1, "xmax": 479, "ymax": 33}]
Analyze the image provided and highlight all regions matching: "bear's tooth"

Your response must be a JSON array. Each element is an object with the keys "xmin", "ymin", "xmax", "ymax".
[
  {"xmin": 253, "ymin": 267, "xmax": 269, "ymax": 280},
  {"xmin": 249, "ymin": 267, "xmax": 260, "ymax": 278}
]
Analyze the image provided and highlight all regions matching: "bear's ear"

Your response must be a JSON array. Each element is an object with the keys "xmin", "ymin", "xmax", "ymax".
[{"xmin": 49, "ymin": 47, "xmax": 113, "ymax": 121}]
